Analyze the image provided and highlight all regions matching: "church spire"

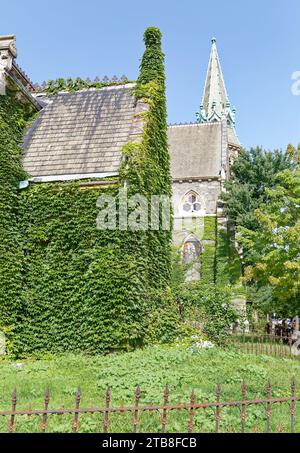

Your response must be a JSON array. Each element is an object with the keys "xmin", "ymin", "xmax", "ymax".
[{"xmin": 198, "ymin": 38, "xmax": 235, "ymax": 126}]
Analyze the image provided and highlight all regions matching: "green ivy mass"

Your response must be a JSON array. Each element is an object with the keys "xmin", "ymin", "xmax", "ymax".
[
  {"xmin": 0, "ymin": 95, "xmax": 33, "ymax": 348},
  {"xmin": 0, "ymin": 27, "xmax": 178, "ymax": 357}
]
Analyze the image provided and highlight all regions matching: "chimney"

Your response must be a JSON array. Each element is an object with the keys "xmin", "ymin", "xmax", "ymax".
[{"xmin": 0, "ymin": 35, "xmax": 17, "ymax": 94}]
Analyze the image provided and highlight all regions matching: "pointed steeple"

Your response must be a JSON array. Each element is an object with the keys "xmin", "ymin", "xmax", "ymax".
[{"xmin": 199, "ymin": 38, "xmax": 235, "ymax": 126}]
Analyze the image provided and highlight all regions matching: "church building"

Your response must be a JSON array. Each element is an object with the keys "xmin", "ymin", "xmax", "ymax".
[
  {"xmin": 0, "ymin": 29, "xmax": 244, "ymax": 356},
  {"xmin": 169, "ymin": 38, "xmax": 241, "ymax": 276},
  {"xmin": 0, "ymin": 34, "xmax": 241, "ymax": 282}
]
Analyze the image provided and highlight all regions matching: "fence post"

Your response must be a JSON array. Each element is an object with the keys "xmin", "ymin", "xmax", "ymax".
[
  {"xmin": 103, "ymin": 386, "xmax": 111, "ymax": 434},
  {"xmin": 266, "ymin": 381, "xmax": 272, "ymax": 433},
  {"xmin": 241, "ymin": 382, "xmax": 246, "ymax": 433},
  {"xmin": 290, "ymin": 378, "xmax": 296, "ymax": 433},
  {"xmin": 133, "ymin": 386, "xmax": 140, "ymax": 433},
  {"xmin": 188, "ymin": 389, "xmax": 195, "ymax": 434},
  {"xmin": 215, "ymin": 384, "xmax": 221, "ymax": 433},
  {"xmin": 162, "ymin": 385, "xmax": 169, "ymax": 433},
  {"xmin": 41, "ymin": 388, "xmax": 50, "ymax": 433},
  {"xmin": 8, "ymin": 388, "xmax": 17, "ymax": 433},
  {"xmin": 246, "ymin": 341, "xmax": 250, "ymax": 354},
  {"xmin": 72, "ymin": 388, "xmax": 81, "ymax": 433}
]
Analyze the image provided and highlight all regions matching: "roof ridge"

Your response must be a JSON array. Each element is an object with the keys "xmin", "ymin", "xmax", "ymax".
[
  {"xmin": 168, "ymin": 121, "xmax": 221, "ymax": 128},
  {"xmin": 34, "ymin": 83, "xmax": 136, "ymax": 98}
]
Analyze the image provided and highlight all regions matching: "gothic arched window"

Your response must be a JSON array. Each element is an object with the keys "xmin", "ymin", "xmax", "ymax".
[{"xmin": 182, "ymin": 191, "xmax": 202, "ymax": 214}]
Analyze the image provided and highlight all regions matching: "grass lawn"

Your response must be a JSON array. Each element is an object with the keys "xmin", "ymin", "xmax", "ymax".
[{"xmin": 0, "ymin": 344, "xmax": 299, "ymax": 433}]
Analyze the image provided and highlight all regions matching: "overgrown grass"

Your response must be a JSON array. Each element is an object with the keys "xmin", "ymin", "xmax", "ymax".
[{"xmin": 0, "ymin": 344, "xmax": 299, "ymax": 433}]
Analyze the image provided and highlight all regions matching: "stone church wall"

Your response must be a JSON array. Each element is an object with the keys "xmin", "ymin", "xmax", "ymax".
[{"xmin": 172, "ymin": 179, "xmax": 221, "ymax": 248}]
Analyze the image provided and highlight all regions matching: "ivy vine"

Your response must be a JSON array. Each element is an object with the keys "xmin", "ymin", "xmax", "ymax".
[
  {"xmin": 43, "ymin": 77, "xmax": 134, "ymax": 97},
  {"xmin": 0, "ymin": 27, "xmax": 178, "ymax": 357}
]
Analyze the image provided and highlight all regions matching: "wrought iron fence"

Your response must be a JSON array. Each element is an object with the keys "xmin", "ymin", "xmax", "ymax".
[
  {"xmin": 1, "ymin": 379, "xmax": 299, "ymax": 433},
  {"xmin": 231, "ymin": 333, "xmax": 300, "ymax": 360}
]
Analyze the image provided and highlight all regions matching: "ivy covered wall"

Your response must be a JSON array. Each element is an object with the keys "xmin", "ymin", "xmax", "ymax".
[
  {"xmin": 0, "ymin": 28, "xmax": 241, "ymax": 356},
  {"xmin": 197, "ymin": 215, "xmax": 242, "ymax": 288},
  {"xmin": 215, "ymin": 224, "xmax": 242, "ymax": 288},
  {"xmin": 0, "ymin": 27, "xmax": 177, "ymax": 356},
  {"xmin": 201, "ymin": 217, "xmax": 217, "ymax": 285},
  {"xmin": 17, "ymin": 182, "xmax": 152, "ymax": 355},
  {"xmin": 0, "ymin": 95, "xmax": 33, "ymax": 345}
]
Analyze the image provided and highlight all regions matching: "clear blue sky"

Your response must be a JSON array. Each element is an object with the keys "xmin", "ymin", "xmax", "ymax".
[{"xmin": 2, "ymin": 0, "xmax": 299, "ymax": 150}]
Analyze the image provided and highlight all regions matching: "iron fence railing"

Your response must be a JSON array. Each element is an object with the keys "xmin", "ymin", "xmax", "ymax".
[
  {"xmin": 0, "ymin": 379, "xmax": 299, "ymax": 433},
  {"xmin": 231, "ymin": 333, "xmax": 300, "ymax": 360}
]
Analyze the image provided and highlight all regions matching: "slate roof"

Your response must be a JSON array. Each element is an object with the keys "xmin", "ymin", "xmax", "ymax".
[
  {"xmin": 23, "ymin": 84, "xmax": 145, "ymax": 178},
  {"xmin": 168, "ymin": 122, "xmax": 223, "ymax": 179},
  {"xmin": 227, "ymin": 126, "xmax": 241, "ymax": 148},
  {"xmin": 22, "ymin": 84, "xmax": 239, "ymax": 183}
]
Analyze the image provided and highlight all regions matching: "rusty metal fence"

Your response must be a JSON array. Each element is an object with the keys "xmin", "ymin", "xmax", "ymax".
[
  {"xmin": 1, "ymin": 379, "xmax": 299, "ymax": 433},
  {"xmin": 231, "ymin": 333, "xmax": 300, "ymax": 360}
]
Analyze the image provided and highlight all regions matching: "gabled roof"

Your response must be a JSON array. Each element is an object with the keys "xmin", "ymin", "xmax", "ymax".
[
  {"xmin": 168, "ymin": 122, "xmax": 222, "ymax": 179},
  {"xmin": 23, "ymin": 84, "xmax": 147, "ymax": 180}
]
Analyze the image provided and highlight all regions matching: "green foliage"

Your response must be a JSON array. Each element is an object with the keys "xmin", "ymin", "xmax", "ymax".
[
  {"xmin": 179, "ymin": 283, "xmax": 238, "ymax": 344},
  {"xmin": 202, "ymin": 217, "xmax": 216, "ymax": 241},
  {"xmin": 222, "ymin": 147, "xmax": 294, "ymax": 232},
  {"xmin": 246, "ymin": 286, "xmax": 275, "ymax": 321},
  {"xmin": 216, "ymin": 226, "xmax": 242, "ymax": 287},
  {"xmin": 15, "ymin": 181, "xmax": 152, "ymax": 355},
  {"xmin": 170, "ymin": 215, "xmax": 238, "ymax": 344},
  {"xmin": 238, "ymin": 168, "xmax": 300, "ymax": 314},
  {"xmin": 201, "ymin": 243, "xmax": 216, "ymax": 284},
  {"xmin": 170, "ymin": 218, "xmax": 217, "ymax": 294},
  {"xmin": 121, "ymin": 26, "xmax": 172, "ymax": 290},
  {"xmin": 0, "ymin": 95, "xmax": 34, "ymax": 344},
  {"xmin": 286, "ymin": 143, "xmax": 300, "ymax": 166},
  {"xmin": 200, "ymin": 217, "xmax": 217, "ymax": 285},
  {"xmin": 0, "ymin": 27, "xmax": 176, "ymax": 356},
  {"xmin": 220, "ymin": 145, "xmax": 298, "ymax": 316},
  {"xmin": 144, "ymin": 288, "xmax": 181, "ymax": 345},
  {"xmin": 45, "ymin": 77, "xmax": 134, "ymax": 96},
  {"xmin": 0, "ymin": 346, "xmax": 299, "ymax": 432},
  {"xmin": 137, "ymin": 27, "xmax": 165, "ymax": 86}
]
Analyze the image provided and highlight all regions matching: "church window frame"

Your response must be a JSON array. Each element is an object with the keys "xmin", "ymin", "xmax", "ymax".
[{"xmin": 181, "ymin": 191, "xmax": 204, "ymax": 216}]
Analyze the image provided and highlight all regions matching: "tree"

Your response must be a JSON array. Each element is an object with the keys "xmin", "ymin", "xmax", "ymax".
[
  {"xmin": 237, "ymin": 168, "xmax": 300, "ymax": 314},
  {"xmin": 222, "ymin": 147, "xmax": 294, "ymax": 231}
]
